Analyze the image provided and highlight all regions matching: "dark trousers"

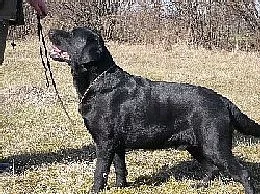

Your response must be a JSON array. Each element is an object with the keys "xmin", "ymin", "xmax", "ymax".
[{"xmin": 0, "ymin": 20, "xmax": 9, "ymax": 65}]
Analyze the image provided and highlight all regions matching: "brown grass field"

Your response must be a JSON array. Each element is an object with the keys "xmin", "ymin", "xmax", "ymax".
[{"xmin": 1, "ymin": 38, "xmax": 260, "ymax": 194}]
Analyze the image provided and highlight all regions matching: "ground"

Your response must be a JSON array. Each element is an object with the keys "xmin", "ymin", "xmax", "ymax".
[{"xmin": 1, "ymin": 39, "xmax": 259, "ymax": 194}]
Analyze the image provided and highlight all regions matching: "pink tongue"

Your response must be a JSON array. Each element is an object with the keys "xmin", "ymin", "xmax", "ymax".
[{"xmin": 52, "ymin": 45, "xmax": 62, "ymax": 52}]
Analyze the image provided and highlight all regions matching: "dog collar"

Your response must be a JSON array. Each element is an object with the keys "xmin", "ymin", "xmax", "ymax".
[{"xmin": 79, "ymin": 65, "xmax": 116, "ymax": 104}]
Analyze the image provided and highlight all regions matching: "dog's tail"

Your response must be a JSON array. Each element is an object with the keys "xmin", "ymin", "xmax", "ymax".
[{"xmin": 222, "ymin": 97, "xmax": 260, "ymax": 137}]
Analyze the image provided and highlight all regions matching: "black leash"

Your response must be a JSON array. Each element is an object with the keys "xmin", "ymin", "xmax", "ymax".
[
  {"xmin": 10, "ymin": 25, "xmax": 17, "ymax": 49},
  {"xmin": 37, "ymin": 15, "xmax": 73, "ymax": 124},
  {"xmin": 37, "ymin": 15, "xmax": 50, "ymax": 87}
]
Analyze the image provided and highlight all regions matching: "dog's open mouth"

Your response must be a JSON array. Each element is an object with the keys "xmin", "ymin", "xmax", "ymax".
[{"xmin": 49, "ymin": 45, "xmax": 70, "ymax": 62}]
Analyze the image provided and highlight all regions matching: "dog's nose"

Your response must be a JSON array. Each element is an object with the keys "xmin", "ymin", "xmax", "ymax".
[{"xmin": 48, "ymin": 29, "xmax": 56, "ymax": 38}]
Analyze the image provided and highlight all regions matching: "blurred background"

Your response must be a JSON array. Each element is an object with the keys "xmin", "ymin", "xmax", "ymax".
[{"xmin": 10, "ymin": 0, "xmax": 260, "ymax": 51}]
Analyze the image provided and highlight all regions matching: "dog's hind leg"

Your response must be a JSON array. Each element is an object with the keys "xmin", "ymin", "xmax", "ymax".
[
  {"xmin": 187, "ymin": 147, "xmax": 219, "ymax": 186},
  {"xmin": 226, "ymin": 159, "xmax": 256, "ymax": 194},
  {"xmin": 113, "ymin": 148, "xmax": 128, "ymax": 187},
  {"xmin": 206, "ymin": 151, "xmax": 255, "ymax": 194},
  {"xmin": 202, "ymin": 129, "xmax": 255, "ymax": 194}
]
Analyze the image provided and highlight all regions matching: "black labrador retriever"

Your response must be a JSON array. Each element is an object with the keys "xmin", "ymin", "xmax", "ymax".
[{"xmin": 49, "ymin": 27, "xmax": 260, "ymax": 194}]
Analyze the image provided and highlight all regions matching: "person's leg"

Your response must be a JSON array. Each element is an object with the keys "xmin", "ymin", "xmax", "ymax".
[{"xmin": 0, "ymin": 20, "xmax": 9, "ymax": 65}]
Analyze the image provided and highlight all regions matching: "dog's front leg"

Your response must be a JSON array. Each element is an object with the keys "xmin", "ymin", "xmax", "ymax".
[
  {"xmin": 113, "ymin": 148, "xmax": 128, "ymax": 187},
  {"xmin": 91, "ymin": 143, "xmax": 115, "ymax": 193}
]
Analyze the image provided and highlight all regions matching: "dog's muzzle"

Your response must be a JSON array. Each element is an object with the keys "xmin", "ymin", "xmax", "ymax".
[{"xmin": 49, "ymin": 45, "xmax": 70, "ymax": 61}]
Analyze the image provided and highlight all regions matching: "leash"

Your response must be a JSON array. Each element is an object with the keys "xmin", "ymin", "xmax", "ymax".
[
  {"xmin": 80, "ymin": 65, "xmax": 116, "ymax": 105},
  {"xmin": 37, "ymin": 15, "xmax": 73, "ymax": 124},
  {"xmin": 10, "ymin": 25, "xmax": 17, "ymax": 49}
]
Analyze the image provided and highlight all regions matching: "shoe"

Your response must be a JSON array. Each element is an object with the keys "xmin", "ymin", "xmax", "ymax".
[{"xmin": 0, "ymin": 163, "xmax": 12, "ymax": 173}]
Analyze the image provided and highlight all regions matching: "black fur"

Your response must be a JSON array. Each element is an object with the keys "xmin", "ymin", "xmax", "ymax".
[{"xmin": 49, "ymin": 27, "xmax": 260, "ymax": 194}]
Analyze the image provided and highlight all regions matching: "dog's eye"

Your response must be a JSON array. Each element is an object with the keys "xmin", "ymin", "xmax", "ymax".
[{"xmin": 86, "ymin": 35, "xmax": 98, "ymax": 42}]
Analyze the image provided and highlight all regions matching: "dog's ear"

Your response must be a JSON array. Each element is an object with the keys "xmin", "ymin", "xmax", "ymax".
[{"xmin": 79, "ymin": 33, "xmax": 104, "ymax": 64}]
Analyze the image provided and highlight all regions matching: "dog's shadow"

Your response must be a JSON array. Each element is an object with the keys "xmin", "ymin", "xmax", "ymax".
[
  {"xmin": 1, "ymin": 144, "xmax": 96, "ymax": 173},
  {"xmin": 132, "ymin": 159, "xmax": 260, "ymax": 188},
  {"xmin": 133, "ymin": 160, "xmax": 204, "ymax": 187}
]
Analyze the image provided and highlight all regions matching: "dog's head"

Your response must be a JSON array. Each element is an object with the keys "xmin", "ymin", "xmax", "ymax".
[{"xmin": 48, "ymin": 27, "xmax": 104, "ymax": 65}]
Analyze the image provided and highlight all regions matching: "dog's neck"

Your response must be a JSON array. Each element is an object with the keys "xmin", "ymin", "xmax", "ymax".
[{"xmin": 72, "ymin": 46, "xmax": 116, "ymax": 98}]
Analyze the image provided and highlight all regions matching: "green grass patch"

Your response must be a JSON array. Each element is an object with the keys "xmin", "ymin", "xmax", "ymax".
[{"xmin": 1, "ymin": 40, "xmax": 259, "ymax": 193}]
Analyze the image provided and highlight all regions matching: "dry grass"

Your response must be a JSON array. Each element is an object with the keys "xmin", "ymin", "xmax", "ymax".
[{"xmin": 0, "ymin": 38, "xmax": 259, "ymax": 194}]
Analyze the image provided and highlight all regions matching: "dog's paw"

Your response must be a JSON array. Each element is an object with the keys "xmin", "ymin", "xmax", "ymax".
[
  {"xmin": 191, "ymin": 181, "xmax": 209, "ymax": 189},
  {"xmin": 88, "ymin": 189, "xmax": 99, "ymax": 194},
  {"xmin": 115, "ymin": 181, "xmax": 128, "ymax": 188}
]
